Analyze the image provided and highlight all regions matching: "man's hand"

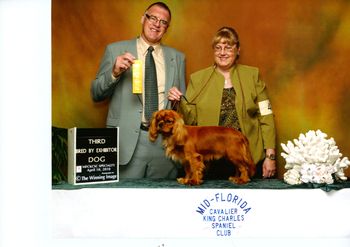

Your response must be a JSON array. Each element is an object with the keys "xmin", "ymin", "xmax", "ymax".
[
  {"xmin": 112, "ymin": 52, "xmax": 135, "ymax": 78},
  {"xmin": 167, "ymin": 87, "xmax": 183, "ymax": 101}
]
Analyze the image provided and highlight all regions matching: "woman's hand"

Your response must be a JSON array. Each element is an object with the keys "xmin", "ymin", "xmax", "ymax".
[
  {"xmin": 263, "ymin": 149, "xmax": 277, "ymax": 178},
  {"xmin": 262, "ymin": 159, "xmax": 276, "ymax": 178}
]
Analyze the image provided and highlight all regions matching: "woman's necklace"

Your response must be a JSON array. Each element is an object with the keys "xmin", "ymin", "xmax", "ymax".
[
  {"xmin": 217, "ymin": 67, "xmax": 233, "ymax": 88},
  {"xmin": 224, "ymin": 78, "xmax": 233, "ymax": 88}
]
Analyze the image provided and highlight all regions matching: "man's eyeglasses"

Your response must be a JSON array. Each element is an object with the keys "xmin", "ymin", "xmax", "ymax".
[{"xmin": 145, "ymin": 13, "xmax": 169, "ymax": 27}]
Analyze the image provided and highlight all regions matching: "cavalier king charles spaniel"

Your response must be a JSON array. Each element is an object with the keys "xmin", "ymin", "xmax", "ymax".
[{"xmin": 149, "ymin": 109, "xmax": 255, "ymax": 185}]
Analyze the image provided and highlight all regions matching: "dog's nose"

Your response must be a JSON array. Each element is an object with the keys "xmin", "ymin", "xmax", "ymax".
[{"xmin": 158, "ymin": 122, "xmax": 164, "ymax": 128}]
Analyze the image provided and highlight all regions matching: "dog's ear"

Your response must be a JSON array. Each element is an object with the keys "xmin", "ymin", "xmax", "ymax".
[
  {"xmin": 172, "ymin": 113, "xmax": 186, "ymax": 144},
  {"xmin": 148, "ymin": 112, "xmax": 158, "ymax": 142}
]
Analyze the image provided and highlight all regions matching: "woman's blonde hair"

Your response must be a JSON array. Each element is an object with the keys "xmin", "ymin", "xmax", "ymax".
[{"xmin": 212, "ymin": 27, "xmax": 240, "ymax": 48}]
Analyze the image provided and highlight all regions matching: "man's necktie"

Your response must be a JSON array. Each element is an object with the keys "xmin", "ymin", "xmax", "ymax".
[{"xmin": 144, "ymin": 46, "xmax": 158, "ymax": 122}]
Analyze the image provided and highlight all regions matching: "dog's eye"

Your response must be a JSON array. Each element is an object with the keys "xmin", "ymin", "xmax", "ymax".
[{"xmin": 165, "ymin": 119, "xmax": 173, "ymax": 124}]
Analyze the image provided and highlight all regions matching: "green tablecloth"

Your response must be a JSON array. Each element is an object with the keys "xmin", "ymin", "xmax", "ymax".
[{"xmin": 52, "ymin": 179, "xmax": 350, "ymax": 192}]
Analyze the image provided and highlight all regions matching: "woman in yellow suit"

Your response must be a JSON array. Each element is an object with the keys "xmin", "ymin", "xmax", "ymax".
[{"xmin": 168, "ymin": 27, "xmax": 277, "ymax": 179}]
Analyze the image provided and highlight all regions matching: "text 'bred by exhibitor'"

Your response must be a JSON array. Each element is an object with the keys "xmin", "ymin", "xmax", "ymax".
[
  {"xmin": 75, "ymin": 138, "xmax": 118, "ymax": 184},
  {"xmin": 195, "ymin": 192, "xmax": 252, "ymax": 237}
]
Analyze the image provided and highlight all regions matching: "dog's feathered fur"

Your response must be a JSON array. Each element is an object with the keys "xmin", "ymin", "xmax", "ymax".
[{"xmin": 149, "ymin": 109, "xmax": 255, "ymax": 185}]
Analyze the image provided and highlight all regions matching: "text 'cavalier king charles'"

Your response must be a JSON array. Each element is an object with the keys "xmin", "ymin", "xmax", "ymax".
[{"xmin": 149, "ymin": 109, "xmax": 255, "ymax": 185}]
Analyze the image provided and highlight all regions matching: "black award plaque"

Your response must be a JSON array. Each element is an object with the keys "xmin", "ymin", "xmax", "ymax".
[{"xmin": 68, "ymin": 127, "xmax": 119, "ymax": 185}]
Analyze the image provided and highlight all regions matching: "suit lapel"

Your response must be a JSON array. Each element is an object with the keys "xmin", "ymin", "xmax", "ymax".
[
  {"xmin": 128, "ymin": 39, "xmax": 138, "ymax": 57},
  {"xmin": 126, "ymin": 39, "xmax": 142, "ymax": 106},
  {"xmin": 162, "ymin": 46, "xmax": 175, "ymax": 108}
]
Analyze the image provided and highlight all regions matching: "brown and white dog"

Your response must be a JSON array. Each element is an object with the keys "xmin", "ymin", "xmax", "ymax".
[{"xmin": 149, "ymin": 109, "xmax": 255, "ymax": 185}]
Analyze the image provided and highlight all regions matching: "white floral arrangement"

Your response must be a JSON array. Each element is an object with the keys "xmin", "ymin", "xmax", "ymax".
[{"xmin": 281, "ymin": 130, "xmax": 350, "ymax": 185}]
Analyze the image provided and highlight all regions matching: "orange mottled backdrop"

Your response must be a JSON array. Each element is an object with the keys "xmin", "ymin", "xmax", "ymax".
[{"xmin": 52, "ymin": 0, "xmax": 350, "ymax": 178}]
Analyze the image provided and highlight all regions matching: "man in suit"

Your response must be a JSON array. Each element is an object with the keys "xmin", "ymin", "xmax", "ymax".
[{"xmin": 91, "ymin": 2, "xmax": 186, "ymax": 179}]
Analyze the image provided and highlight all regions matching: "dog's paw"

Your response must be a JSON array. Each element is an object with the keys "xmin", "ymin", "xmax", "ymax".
[
  {"xmin": 188, "ymin": 179, "xmax": 203, "ymax": 186},
  {"xmin": 177, "ymin": 177, "xmax": 188, "ymax": 185},
  {"xmin": 229, "ymin": 176, "xmax": 250, "ymax": 184},
  {"xmin": 177, "ymin": 177, "xmax": 203, "ymax": 186}
]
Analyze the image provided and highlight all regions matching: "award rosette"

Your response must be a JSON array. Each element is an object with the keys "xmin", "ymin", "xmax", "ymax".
[{"xmin": 132, "ymin": 59, "xmax": 143, "ymax": 94}]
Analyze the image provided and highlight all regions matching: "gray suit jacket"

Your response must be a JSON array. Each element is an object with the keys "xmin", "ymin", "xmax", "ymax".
[{"xmin": 91, "ymin": 39, "xmax": 186, "ymax": 165}]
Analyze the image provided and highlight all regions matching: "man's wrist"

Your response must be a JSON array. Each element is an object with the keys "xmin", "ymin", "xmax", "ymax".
[{"xmin": 111, "ymin": 72, "xmax": 119, "ymax": 81}]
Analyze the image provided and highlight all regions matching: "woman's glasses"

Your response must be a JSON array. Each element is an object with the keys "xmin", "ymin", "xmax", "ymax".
[{"xmin": 214, "ymin": 44, "xmax": 237, "ymax": 54}]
